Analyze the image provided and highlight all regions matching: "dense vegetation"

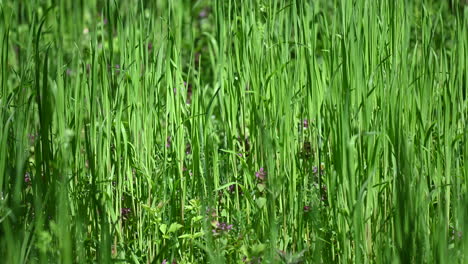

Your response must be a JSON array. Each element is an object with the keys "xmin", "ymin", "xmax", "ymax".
[{"xmin": 1, "ymin": 0, "xmax": 467, "ymax": 263}]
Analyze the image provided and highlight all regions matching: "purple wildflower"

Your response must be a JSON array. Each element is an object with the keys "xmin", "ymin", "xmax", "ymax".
[
  {"xmin": 121, "ymin": 208, "xmax": 131, "ymax": 218},
  {"xmin": 162, "ymin": 260, "xmax": 167, "ymax": 264},
  {"xmin": 303, "ymin": 205, "xmax": 311, "ymax": 212},
  {"xmin": 24, "ymin": 172, "xmax": 31, "ymax": 184},
  {"xmin": 121, "ymin": 208, "xmax": 131, "ymax": 215},
  {"xmin": 303, "ymin": 119, "xmax": 309, "ymax": 128},
  {"xmin": 228, "ymin": 184, "xmax": 243, "ymax": 195},
  {"xmin": 165, "ymin": 136, "xmax": 171, "ymax": 148},
  {"xmin": 255, "ymin": 168, "xmax": 267, "ymax": 181},
  {"xmin": 312, "ymin": 166, "xmax": 318, "ymax": 174},
  {"xmin": 212, "ymin": 221, "xmax": 233, "ymax": 235},
  {"xmin": 199, "ymin": 8, "xmax": 209, "ymax": 19}
]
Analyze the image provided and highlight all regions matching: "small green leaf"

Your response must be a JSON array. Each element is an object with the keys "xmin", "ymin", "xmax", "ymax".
[
  {"xmin": 256, "ymin": 197, "xmax": 267, "ymax": 208},
  {"xmin": 192, "ymin": 231, "xmax": 205, "ymax": 239},
  {"xmin": 192, "ymin": 216, "xmax": 203, "ymax": 223},
  {"xmin": 251, "ymin": 243, "xmax": 266, "ymax": 255},
  {"xmin": 159, "ymin": 224, "xmax": 167, "ymax": 234},
  {"xmin": 257, "ymin": 183, "xmax": 265, "ymax": 192},
  {"xmin": 168, "ymin": 222, "xmax": 183, "ymax": 233},
  {"xmin": 178, "ymin": 234, "xmax": 192, "ymax": 239},
  {"xmin": 220, "ymin": 209, "xmax": 227, "ymax": 217}
]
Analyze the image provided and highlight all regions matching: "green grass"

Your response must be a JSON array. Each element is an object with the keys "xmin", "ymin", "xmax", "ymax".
[{"xmin": 0, "ymin": 0, "xmax": 467, "ymax": 263}]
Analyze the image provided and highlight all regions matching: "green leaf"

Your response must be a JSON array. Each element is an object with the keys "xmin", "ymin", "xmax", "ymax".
[
  {"xmin": 251, "ymin": 243, "xmax": 266, "ymax": 255},
  {"xmin": 159, "ymin": 224, "xmax": 167, "ymax": 234},
  {"xmin": 192, "ymin": 216, "xmax": 203, "ymax": 223},
  {"xmin": 178, "ymin": 234, "xmax": 192, "ymax": 239},
  {"xmin": 257, "ymin": 183, "xmax": 265, "ymax": 192},
  {"xmin": 192, "ymin": 231, "xmax": 205, "ymax": 239},
  {"xmin": 256, "ymin": 197, "xmax": 267, "ymax": 208},
  {"xmin": 168, "ymin": 222, "xmax": 183, "ymax": 233}
]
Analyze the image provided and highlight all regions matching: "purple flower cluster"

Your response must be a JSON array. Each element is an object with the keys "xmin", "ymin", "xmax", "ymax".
[
  {"xmin": 303, "ymin": 119, "xmax": 309, "ymax": 128},
  {"xmin": 303, "ymin": 205, "xmax": 311, "ymax": 212},
  {"xmin": 312, "ymin": 163, "xmax": 326, "ymax": 175},
  {"xmin": 206, "ymin": 208, "xmax": 233, "ymax": 236},
  {"xmin": 24, "ymin": 172, "xmax": 31, "ymax": 184},
  {"xmin": 228, "ymin": 184, "xmax": 243, "ymax": 195},
  {"xmin": 198, "ymin": 8, "xmax": 209, "ymax": 19},
  {"xmin": 121, "ymin": 208, "xmax": 131, "ymax": 218},
  {"xmin": 212, "ymin": 221, "xmax": 233, "ymax": 236},
  {"xmin": 255, "ymin": 168, "xmax": 267, "ymax": 181}
]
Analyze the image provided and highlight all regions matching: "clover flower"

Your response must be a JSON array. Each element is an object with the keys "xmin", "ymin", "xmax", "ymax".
[
  {"xmin": 255, "ymin": 168, "xmax": 267, "ymax": 181},
  {"xmin": 121, "ymin": 208, "xmax": 131, "ymax": 218},
  {"xmin": 212, "ymin": 222, "xmax": 233, "ymax": 236}
]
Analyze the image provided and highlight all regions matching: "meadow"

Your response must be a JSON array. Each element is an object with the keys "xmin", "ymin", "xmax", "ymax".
[{"xmin": 0, "ymin": 0, "xmax": 467, "ymax": 263}]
